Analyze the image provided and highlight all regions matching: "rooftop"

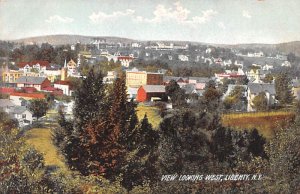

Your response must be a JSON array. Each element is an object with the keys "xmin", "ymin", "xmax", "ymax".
[
  {"xmin": 141, "ymin": 85, "xmax": 165, "ymax": 93},
  {"xmin": 16, "ymin": 76, "xmax": 48, "ymax": 85},
  {"xmin": 248, "ymin": 83, "xmax": 276, "ymax": 95}
]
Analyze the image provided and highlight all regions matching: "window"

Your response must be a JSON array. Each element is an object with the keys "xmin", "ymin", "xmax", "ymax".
[{"xmin": 22, "ymin": 114, "xmax": 26, "ymax": 119}]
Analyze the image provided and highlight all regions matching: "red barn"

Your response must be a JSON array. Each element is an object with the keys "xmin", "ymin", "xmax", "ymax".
[
  {"xmin": 137, "ymin": 85, "xmax": 166, "ymax": 102},
  {"xmin": 16, "ymin": 76, "xmax": 51, "ymax": 91}
]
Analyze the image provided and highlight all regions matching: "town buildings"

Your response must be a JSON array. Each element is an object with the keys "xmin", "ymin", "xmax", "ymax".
[
  {"xmin": 16, "ymin": 76, "xmax": 51, "ymax": 91},
  {"xmin": 247, "ymin": 83, "xmax": 276, "ymax": 111},
  {"xmin": 125, "ymin": 68, "xmax": 163, "ymax": 88},
  {"xmin": 136, "ymin": 85, "xmax": 166, "ymax": 102}
]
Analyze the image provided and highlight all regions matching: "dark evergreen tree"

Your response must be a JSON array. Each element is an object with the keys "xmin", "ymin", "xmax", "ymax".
[
  {"xmin": 28, "ymin": 99, "xmax": 49, "ymax": 120},
  {"xmin": 121, "ymin": 115, "xmax": 159, "ymax": 191},
  {"xmin": 247, "ymin": 129, "xmax": 266, "ymax": 158},
  {"xmin": 211, "ymin": 127, "xmax": 234, "ymax": 163},
  {"xmin": 165, "ymin": 80, "xmax": 186, "ymax": 108},
  {"xmin": 158, "ymin": 110, "xmax": 211, "ymax": 174},
  {"xmin": 73, "ymin": 68, "xmax": 106, "ymax": 128},
  {"xmin": 275, "ymin": 72, "xmax": 294, "ymax": 106},
  {"xmin": 252, "ymin": 92, "xmax": 268, "ymax": 111}
]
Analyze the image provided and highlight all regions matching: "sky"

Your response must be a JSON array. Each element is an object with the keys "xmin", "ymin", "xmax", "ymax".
[{"xmin": 0, "ymin": 0, "xmax": 300, "ymax": 44}]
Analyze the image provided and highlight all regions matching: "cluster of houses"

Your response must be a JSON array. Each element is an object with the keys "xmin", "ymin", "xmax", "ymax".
[
  {"xmin": 122, "ymin": 66, "xmax": 300, "ymax": 112},
  {"xmin": 0, "ymin": 60, "xmax": 80, "ymax": 126},
  {"xmin": 1, "ymin": 56, "xmax": 300, "ymax": 127}
]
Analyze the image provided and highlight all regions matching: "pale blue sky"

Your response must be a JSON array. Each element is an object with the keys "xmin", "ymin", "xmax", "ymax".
[{"xmin": 0, "ymin": 0, "xmax": 299, "ymax": 44}]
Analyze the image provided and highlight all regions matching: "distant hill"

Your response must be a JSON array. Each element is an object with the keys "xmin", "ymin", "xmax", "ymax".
[
  {"xmin": 9, "ymin": 35, "xmax": 300, "ymax": 56},
  {"xmin": 12, "ymin": 34, "xmax": 136, "ymax": 45},
  {"xmin": 276, "ymin": 41, "xmax": 300, "ymax": 56},
  {"xmin": 216, "ymin": 41, "xmax": 300, "ymax": 56}
]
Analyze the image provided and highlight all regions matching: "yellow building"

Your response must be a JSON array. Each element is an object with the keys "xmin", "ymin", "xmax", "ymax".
[
  {"xmin": 126, "ymin": 69, "xmax": 163, "ymax": 88},
  {"xmin": 2, "ymin": 70, "xmax": 23, "ymax": 83},
  {"xmin": 126, "ymin": 70, "xmax": 148, "ymax": 88}
]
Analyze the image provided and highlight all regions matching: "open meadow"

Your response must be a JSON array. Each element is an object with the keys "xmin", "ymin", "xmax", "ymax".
[
  {"xmin": 222, "ymin": 111, "xmax": 295, "ymax": 139},
  {"xmin": 136, "ymin": 104, "xmax": 162, "ymax": 129}
]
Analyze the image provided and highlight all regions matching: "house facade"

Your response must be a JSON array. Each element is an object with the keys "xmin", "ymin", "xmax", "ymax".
[
  {"xmin": 18, "ymin": 61, "xmax": 50, "ymax": 73},
  {"xmin": 2, "ymin": 70, "xmax": 23, "ymax": 83},
  {"xmin": 9, "ymin": 92, "xmax": 45, "ymax": 106},
  {"xmin": 136, "ymin": 85, "xmax": 166, "ymax": 102},
  {"xmin": 117, "ymin": 56, "xmax": 134, "ymax": 67},
  {"xmin": 126, "ymin": 69, "xmax": 163, "ymax": 88},
  {"xmin": 54, "ymin": 80, "xmax": 73, "ymax": 96},
  {"xmin": 247, "ymin": 83, "xmax": 276, "ymax": 111},
  {"xmin": 16, "ymin": 76, "xmax": 51, "ymax": 91}
]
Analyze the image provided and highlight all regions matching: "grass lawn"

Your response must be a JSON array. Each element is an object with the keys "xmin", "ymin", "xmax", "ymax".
[
  {"xmin": 136, "ymin": 104, "xmax": 162, "ymax": 129},
  {"xmin": 24, "ymin": 128, "xmax": 68, "ymax": 171},
  {"xmin": 222, "ymin": 111, "xmax": 295, "ymax": 139}
]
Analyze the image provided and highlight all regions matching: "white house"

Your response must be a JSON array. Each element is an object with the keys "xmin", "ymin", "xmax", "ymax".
[
  {"xmin": 281, "ymin": 61, "xmax": 291, "ymax": 67},
  {"xmin": 0, "ymin": 99, "xmax": 15, "ymax": 113},
  {"xmin": 262, "ymin": 64, "xmax": 274, "ymax": 71},
  {"xmin": 178, "ymin": 55, "xmax": 189, "ymax": 61},
  {"xmin": 117, "ymin": 56, "xmax": 134, "ymax": 67},
  {"xmin": 54, "ymin": 80, "xmax": 73, "ymax": 96},
  {"xmin": 132, "ymin": 42, "xmax": 142, "ymax": 48},
  {"xmin": 11, "ymin": 106, "xmax": 33, "ymax": 126},
  {"xmin": 223, "ymin": 59, "xmax": 232, "ymax": 66},
  {"xmin": 18, "ymin": 61, "xmax": 50, "ymax": 73},
  {"xmin": 247, "ymin": 83, "xmax": 276, "ymax": 111},
  {"xmin": 103, "ymin": 71, "xmax": 118, "ymax": 83}
]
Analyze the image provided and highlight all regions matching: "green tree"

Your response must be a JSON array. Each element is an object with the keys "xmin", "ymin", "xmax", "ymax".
[
  {"xmin": 165, "ymin": 80, "xmax": 186, "ymax": 108},
  {"xmin": 121, "ymin": 115, "xmax": 159, "ymax": 191},
  {"xmin": 275, "ymin": 72, "xmax": 294, "ymax": 106},
  {"xmin": 0, "ymin": 112, "xmax": 49, "ymax": 193},
  {"xmin": 28, "ymin": 99, "xmax": 49, "ymax": 120},
  {"xmin": 262, "ymin": 73, "xmax": 274, "ymax": 83},
  {"xmin": 252, "ymin": 92, "xmax": 268, "ymax": 111},
  {"xmin": 223, "ymin": 86, "xmax": 247, "ymax": 111},
  {"xmin": 287, "ymin": 52, "xmax": 296, "ymax": 63}
]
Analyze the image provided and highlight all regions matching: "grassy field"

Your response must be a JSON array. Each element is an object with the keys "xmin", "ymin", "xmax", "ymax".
[
  {"xmin": 222, "ymin": 111, "xmax": 295, "ymax": 139},
  {"xmin": 136, "ymin": 104, "xmax": 162, "ymax": 129},
  {"xmin": 25, "ymin": 128, "xmax": 67, "ymax": 170}
]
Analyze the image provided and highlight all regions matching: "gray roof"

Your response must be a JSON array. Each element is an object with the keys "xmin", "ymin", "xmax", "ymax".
[
  {"xmin": 188, "ymin": 77, "xmax": 210, "ymax": 83},
  {"xmin": 181, "ymin": 84, "xmax": 196, "ymax": 94},
  {"xmin": 224, "ymin": 84, "xmax": 247, "ymax": 98},
  {"xmin": 257, "ymin": 69, "xmax": 271, "ymax": 75},
  {"xmin": 16, "ymin": 76, "xmax": 47, "ymax": 85},
  {"xmin": 0, "ymin": 99, "xmax": 15, "ymax": 108},
  {"xmin": 292, "ymin": 79, "xmax": 300, "ymax": 88},
  {"xmin": 142, "ymin": 85, "xmax": 165, "ymax": 93},
  {"xmin": 248, "ymin": 83, "xmax": 276, "ymax": 95},
  {"xmin": 11, "ymin": 106, "xmax": 31, "ymax": 114},
  {"xmin": 163, "ymin": 76, "xmax": 184, "ymax": 82}
]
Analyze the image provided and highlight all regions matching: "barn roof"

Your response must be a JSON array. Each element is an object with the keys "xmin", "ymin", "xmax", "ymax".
[
  {"xmin": 16, "ymin": 76, "xmax": 47, "ymax": 85},
  {"xmin": 141, "ymin": 85, "xmax": 165, "ymax": 93},
  {"xmin": 248, "ymin": 83, "xmax": 275, "ymax": 95}
]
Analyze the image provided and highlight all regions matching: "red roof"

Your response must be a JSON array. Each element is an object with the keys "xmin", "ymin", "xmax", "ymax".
[
  {"xmin": 22, "ymin": 87, "xmax": 37, "ymax": 93},
  {"xmin": 0, "ymin": 87, "xmax": 15, "ymax": 94},
  {"xmin": 54, "ymin": 80, "xmax": 71, "ymax": 86},
  {"xmin": 18, "ymin": 60, "xmax": 50, "ymax": 68},
  {"xmin": 10, "ymin": 92, "xmax": 45, "ymax": 99},
  {"xmin": 117, "ymin": 56, "xmax": 133, "ymax": 60},
  {"xmin": 43, "ymin": 86, "xmax": 62, "ymax": 91}
]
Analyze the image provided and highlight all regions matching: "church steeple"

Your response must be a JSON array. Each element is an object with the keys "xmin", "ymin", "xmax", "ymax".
[{"xmin": 64, "ymin": 58, "xmax": 67, "ymax": 68}]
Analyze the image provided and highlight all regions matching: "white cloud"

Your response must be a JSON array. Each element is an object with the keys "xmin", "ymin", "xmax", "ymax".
[
  {"xmin": 242, "ymin": 10, "xmax": 252, "ymax": 19},
  {"xmin": 218, "ymin": 22, "xmax": 225, "ymax": 29},
  {"xmin": 187, "ymin": 9, "xmax": 218, "ymax": 25},
  {"xmin": 89, "ymin": 2, "xmax": 217, "ymax": 26},
  {"xmin": 45, "ymin": 15, "xmax": 74, "ymax": 23},
  {"xmin": 89, "ymin": 9, "xmax": 135, "ymax": 23},
  {"xmin": 135, "ymin": 2, "xmax": 217, "ymax": 26}
]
